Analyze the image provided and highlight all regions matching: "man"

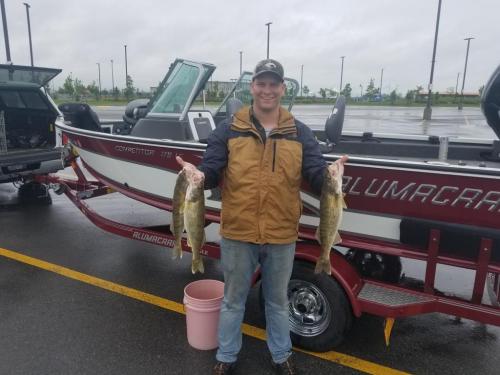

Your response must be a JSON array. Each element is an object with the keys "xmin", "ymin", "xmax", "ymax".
[{"xmin": 177, "ymin": 59, "xmax": 347, "ymax": 375}]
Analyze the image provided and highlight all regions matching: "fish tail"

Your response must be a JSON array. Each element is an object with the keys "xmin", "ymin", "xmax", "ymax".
[
  {"xmin": 191, "ymin": 257, "xmax": 205, "ymax": 274},
  {"xmin": 314, "ymin": 258, "xmax": 332, "ymax": 275}
]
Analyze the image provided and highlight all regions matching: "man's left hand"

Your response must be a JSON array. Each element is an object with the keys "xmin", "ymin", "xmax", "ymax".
[{"xmin": 328, "ymin": 155, "xmax": 349, "ymax": 177}]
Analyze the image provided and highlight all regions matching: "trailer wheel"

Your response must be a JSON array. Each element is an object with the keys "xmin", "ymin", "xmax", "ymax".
[{"xmin": 260, "ymin": 260, "xmax": 352, "ymax": 352}]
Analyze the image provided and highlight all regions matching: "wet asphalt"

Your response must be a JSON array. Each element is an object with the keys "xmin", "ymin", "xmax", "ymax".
[{"xmin": 1, "ymin": 184, "xmax": 499, "ymax": 375}]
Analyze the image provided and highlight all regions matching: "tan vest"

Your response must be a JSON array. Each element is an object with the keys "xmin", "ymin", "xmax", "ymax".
[{"xmin": 220, "ymin": 107, "xmax": 303, "ymax": 244}]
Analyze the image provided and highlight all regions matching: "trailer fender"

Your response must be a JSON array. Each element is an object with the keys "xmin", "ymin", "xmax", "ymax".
[{"xmin": 295, "ymin": 242, "xmax": 363, "ymax": 317}]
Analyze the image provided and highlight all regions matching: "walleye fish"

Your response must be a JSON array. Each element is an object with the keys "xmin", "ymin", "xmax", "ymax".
[
  {"xmin": 170, "ymin": 169, "xmax": 188, "ymax": 259},
  {"xmin": 184, "ymin": 172, "xmax": 206, "ymax": 274},
  {"xmin": 315, "ymin": 164, "xmax": 346, "ymax": 275}
]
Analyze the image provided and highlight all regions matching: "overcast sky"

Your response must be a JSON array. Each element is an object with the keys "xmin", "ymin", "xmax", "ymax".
[{"xmin": 1, "ymin": 0, "xmax": 499, "ymax": 95}]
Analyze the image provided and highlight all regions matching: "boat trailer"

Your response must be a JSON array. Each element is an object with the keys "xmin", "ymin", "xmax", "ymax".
[{"xmin": 35, "ymin": 151, "xmax": 500, "ymax": 351}]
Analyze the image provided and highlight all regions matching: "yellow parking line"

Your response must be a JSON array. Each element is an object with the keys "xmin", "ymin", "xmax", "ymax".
[{"xmin": 0, "ymin": 247, "xmax": 410, "ymax": 375}]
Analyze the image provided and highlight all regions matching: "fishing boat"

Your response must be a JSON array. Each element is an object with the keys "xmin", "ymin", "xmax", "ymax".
[{"xmin": 48, "ymin": 58, "xmax": 499, "ymax": 351}]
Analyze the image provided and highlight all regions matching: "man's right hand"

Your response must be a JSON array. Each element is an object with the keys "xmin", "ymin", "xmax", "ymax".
[{"xmin": 176, "ymin": 156, "xmax": 205, "ymax": 182}]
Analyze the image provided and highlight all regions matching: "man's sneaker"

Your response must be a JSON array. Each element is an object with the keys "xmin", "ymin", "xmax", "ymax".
[
  {"xmin": 212, "ymin": 361, "xmax": 236, "ymax": 375},
  {"xmin": 273, "ymin": 355, "xmax": 298, "ymax": 375}
]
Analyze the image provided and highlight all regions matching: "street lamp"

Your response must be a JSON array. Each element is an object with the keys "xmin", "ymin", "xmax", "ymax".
[
  {"xmin": 239, "ymin": 51, "xmax": 243, "ymax": 76},
  {"xmin": 22, "ymin": 3, "xmax": 33, "ymax": 66},
  {"xmin": 265, "ymin": 22, "xmax": 272, "ymax": 59},
  {"xmin": 423, "ymin": 0, "xmax": 442, "ymax": 121},
  {"xmin": 124, "ymin": 45, "xmax": 128, "ymax": 92},
  {"xmin": 458, "ymin": 37, "xmax": 474, "ymax": 110},
  {"xmin": 300, "ymin": 64, "xmax": 304, "ymax": 97},
  {"xmin": 0, "ymin": 0, "xmax": 12, "ymax": 64},
  {"xmin": 110, "ymin": 59, "xmax": 114, "ymax": 92},
  {"xmin": 339, "ymin": 56, "xmax": 345, "ymax": 93},
  {"xmin": 96, "ymin": 63, "xmax": 101, "ymax": 96}
]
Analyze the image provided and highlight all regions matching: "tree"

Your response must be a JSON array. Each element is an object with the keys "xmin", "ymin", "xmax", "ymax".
[
  {"xmin": 434, "ymin": 91, "xmax": 440, "ymax": 104},
  {"xmin": 302, "ymin": 85, "xmax": 310, "ymax": 96},
  {"xmin": 365, "ymin": 78, "xmax": 377, "ymax": 100},
  {"xmin": 319, "ymin": 88, "xmax": 327, "ymax": 99},
  {"xmin": 87, "ymin": 81, "xmax": 100, "ymax": 100},
  {"xmin": 390, "ymin": 89, "xmax": 397, "ymax": 105},
  {"xmin": 62, "ymin": 75, "xmax": 74, "ymax": 96},
  {"xmin": 340, "ymin": 83, "xmax": 352, "ymax": 98},
  {"xmin": 405, "ymin": 90, "xmax": 415, "ymax": 105},
  {"xmin": 327, "ymin": 89, "xmax": 337, "ymax": 98},
  {"xmin": 73, "ymin": 78, "xmax": 86, "ymax": 101},
  {"xmin": 479, "ymin": 85, "xmax": 485, "ymax": 96},
  {"xmin": 112, "ymin": 86, "xmax": 120, "ymax": 100},
  {"xmin": 124, "ymin": 74, "xmax": 135, "ymax": 100}
]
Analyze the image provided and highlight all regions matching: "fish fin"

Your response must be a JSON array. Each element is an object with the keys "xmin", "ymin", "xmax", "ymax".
[
  {"xmin": 333, "ymin": 231, "xmax": 342, "ymax": 245},
  {"xmin": 314, "ymin": 258, "xmax": 332, "ymax": 275},
  {"xmin": 186, "ymin": 237, "xmax": 192, "ymax": 248},
  {"xmin": 171, "ymin": 245, "xmax": 183, "ymax": 259},
  {"xmin": 315, "ymin": 226, "xmax": 321, "ymax": 244},
  {"xmin": 191, "ymin": 257, "xmax": 205, "ymax": 274}
]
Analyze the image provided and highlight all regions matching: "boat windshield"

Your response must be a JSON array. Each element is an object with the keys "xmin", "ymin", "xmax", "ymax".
[
  {"xmin": 214, "ymin": 72, "xmax": 299, "ymax": 116},
  {"xmin": 149, "ymin": 62, "xmax": 201, "ymax": 116}
]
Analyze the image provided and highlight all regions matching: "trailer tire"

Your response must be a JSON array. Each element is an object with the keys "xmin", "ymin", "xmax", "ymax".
[{"xmin": 259, "ymin": 260, "xmax": 352, "ymax": 352}]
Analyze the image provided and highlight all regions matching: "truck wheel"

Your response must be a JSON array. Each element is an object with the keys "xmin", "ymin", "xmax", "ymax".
[
  {"xmin": 259, "ymin": 260, "xmax": 353, "ymax": 352},
  {"xmin": 18, "ymin": 182, "xmax": 52, "ymax": 205}
]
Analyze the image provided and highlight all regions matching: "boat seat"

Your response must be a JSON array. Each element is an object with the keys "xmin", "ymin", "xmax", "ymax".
[
  {"xmin": 58, "ymin": 103, "xmax": 102, "ymax": 132},
  {"xmin": 324, "ymin": 95, "xmax": 346, "ymax": 146},
  {"xmin": 130, "ymin": 117, "xmax": 188, "ymax": 140}
]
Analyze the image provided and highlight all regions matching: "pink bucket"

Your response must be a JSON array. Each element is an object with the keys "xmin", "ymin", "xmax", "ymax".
[{"xmin": 183, "ymin": 279, "xmax": 225, "ymax": 350}]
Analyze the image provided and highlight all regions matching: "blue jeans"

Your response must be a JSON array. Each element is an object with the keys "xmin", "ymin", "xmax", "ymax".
[{"xmin": 216, "ymin": 237, "xmax": 295, "ymax": 364}]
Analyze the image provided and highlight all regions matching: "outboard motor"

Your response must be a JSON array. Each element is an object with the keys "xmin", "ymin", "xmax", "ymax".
[
  {"xmin": 58, "ymin": 103, "xmax": 101, "ymax": 132},
  {"xmin": 481, "ymin": 64, "xmax": 500, "ymax": 161},
  {"xmin": 123, "ymin": 98, "xmax": 149, "ymax": 127},
  {"xmin": 325, "ymin": 95, "xmax": 346, "ymax": 146},
  {"xmin": 317, "ymin": 95, "xmax": 346, "ymax": 153}
]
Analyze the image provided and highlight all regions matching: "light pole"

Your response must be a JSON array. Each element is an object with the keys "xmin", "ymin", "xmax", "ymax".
[
  {"xmin": 423, "ymin": 0, "xmax": 442, "ymax": 121},
  {"xmin": 96, "ymin": 63, "xmax": 101, "ymax": 96},
  {"xmin": 458, "ymin": 37, "xmax": 474, "ymax": 110},
  {"xmin": 379, "ymin": 68, "xmax": 384, "ymax": 96},
  {"xmin": 455, "ymin": 72, "xmax": 460, "ymax": 102},
  {"xmin": 300, "ymin": 64, "xmax": 304, "ymax": 97},
  {"xmin": 265, "ymin": 22, "xmax": 272, "ymax": 59},
  {"xmin": 22, "ymin": 3, "xmax": 33, "ymax": 66},
  {"xmin": 110, "ymin": 59, "xmax": 114, "ymax": 93},
  {"xmin": 339, "ymin": 56, "xmax": 345, "ymax": 93},
  {"xmin": 124, "ymin": 45, "xmax": 128, "ymax": 86},
  {"xmin": 0, "ymin": 0, "xmax": 12, "ymax": 64},
  {"xmin": 359, "ymin": 84, "xmax": 363, "ymax": 99},
  {"xmin": 239, "ymin": 51, "xmax": 243, "ymax": 76}
]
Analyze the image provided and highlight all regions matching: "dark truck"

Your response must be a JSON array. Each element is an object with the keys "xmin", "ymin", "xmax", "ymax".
[{"xmin": 0, "ymin": 64, "xmax": 63, "ymax": 203}]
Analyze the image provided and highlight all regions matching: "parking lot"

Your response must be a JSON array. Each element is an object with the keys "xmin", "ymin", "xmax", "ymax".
[{"xmin": 1, "ymin": 185, "xmax": 499, "ymax": 374}]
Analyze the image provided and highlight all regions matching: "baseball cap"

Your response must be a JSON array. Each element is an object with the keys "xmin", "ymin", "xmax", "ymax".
[{"xmin": 252, "ymin": 59, "xmax": 284, "ymax": 82}]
